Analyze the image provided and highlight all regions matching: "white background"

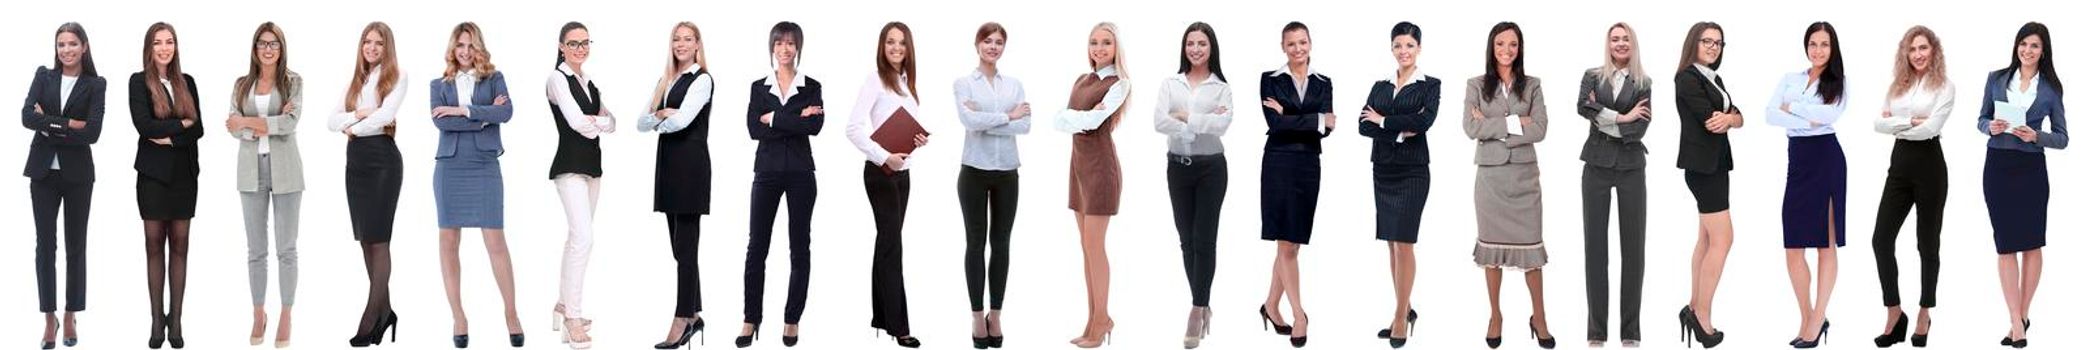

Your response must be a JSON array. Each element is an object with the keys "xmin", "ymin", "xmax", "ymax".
[{"xmin": 3, "ymin": 0, "xmax": 2082, "ymax": 349}]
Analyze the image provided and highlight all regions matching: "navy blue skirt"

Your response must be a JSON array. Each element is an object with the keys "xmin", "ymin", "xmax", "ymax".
[
  {"xmin": 434, "ymin": 150, "xmax": 505, "ymax": 229},
  {"xmin": 1781, "ymin": 134, "xmax": 1847, "ymax": 248},
  {"xmin": 1372, "ymin": 164, "xmax": 1430, "ymax": 243},
  {"xmin": 1260, "ymin": 151, "xmax": 1321, "ymax": 244},
  {"xmin": 1983, "ymin": 148, "xmax": 2048, "ymax": 254}
]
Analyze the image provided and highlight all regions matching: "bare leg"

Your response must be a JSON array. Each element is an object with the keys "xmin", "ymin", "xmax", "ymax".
[
  {"xmin": 1786, "ymin": 249, "xmax": 1812, "ymax": 339},
  {"xmin": 1997, "ymin": 254, "xmax": 2025, "ymax": 340},
  {"xmin": 2020, "ymin": 249, "xmax": 2042, "ymax": 328},
  {"xmin": 1073, "ymin": 215, "xmax": 1115, "ymax": 347},
  {"xmin": 1808, "ymin": 246, "xmax": 1838, "ymax": 341},
  {"xmin": 440, "ymin": 228, "xmax": 467, "ymax": 335},
  {"xmin": 1486, "ymin": 268, "xmax": 1504, "ymax": 339},
  {"xmin": 483, "ymin": 229, "xmax": 522, "ymax": 335},
  {"xmin": 1280, "ymin": 242, "xmax": 1306, "ymax": 339},
  {"xmin": 1527, "ymin": 269, "xmax": 1551, "ymax": 339},
  {"xmin": 1694, "ymin": 211, "xmax": 1735, "ymax": 329},
  {"xmin": 1394, "ymin": 243, "xmax": 1417, "ymax": 337}
]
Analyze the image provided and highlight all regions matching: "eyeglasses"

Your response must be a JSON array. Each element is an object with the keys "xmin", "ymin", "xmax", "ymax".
[
  {"xmin": 563, "ymin": 40, "xmax": 593, "ymax": 49},
  {"xmin": 256, "ymin": 40, "xmax": 282, "ymax": 50},
  {"xmin": 1698, "ymin": 38, "xmax": 1726, "ymax": 47}
]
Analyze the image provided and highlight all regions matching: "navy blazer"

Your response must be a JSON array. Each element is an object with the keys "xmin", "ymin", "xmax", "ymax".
[
  {"xmin": 430, "ymin": 71, "xmax": 514, "ymax": 158},
  {"xmin": 1260, "ymin": 70, "xmax": 1334, "ymax": 154},
  {"xmin": 22, "ymin": 67, "xmax": 105, "ymax": 182},
  {"xmin": 1978, "ymin": 68, "xmax": 2069, "ymax": 152},
  {"xmin": 746, "ymin": 76, "xmax": 826, "ymax": 172},
  {"xmin": 1357, "ymin": 76, "xmax": 1441, "ymax": 167}
]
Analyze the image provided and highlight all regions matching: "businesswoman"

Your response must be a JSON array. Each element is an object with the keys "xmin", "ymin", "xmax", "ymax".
[
  {"xmin": 26, "ymin": 22, "xmax": 102, "ymax": 350},
  {"xmin": 1766, "ymin": 22, "xmax": 1849, "ymax": 349},
  {"xmin": 740, "ymin": 21, "xmax": 824, "ymax": 349},
  {"xmin": 430, "ymin": 22, "xmax": 521, "ymax": 349},
  {"xmin": 132, "ymin": 22, "xmax": 203, "ymax": 350},
  {"xmin": 1256, "ymin": 22, "xmax": 1330, "ymax": 349},
  {"xmin": 1463, "ymin": 21, "xmax": 1553, "ymax": 349},
  {"xmin": 226, "ymin": 22, "xmax": 303, "ymax": 349},
  {"xmin": 1981, "ymin": 22, "xmax": 2065, "ymax": 349},
  {"xmin": 328, "ymin": 21, "xmax": 407, "ymax": 348},
  {"xmin": 635, "ymin": 21, "xmax": 711, "ymax": 350},
  {"xmin": 953, "ymin": 22, "xmax": 1027, "ymax": 349},
  {"xmin": 847, "ymin": 21, "xmax": 930, "ymax": 348},
  {"xmin": 1673, "ymin": 21, "xmax": 1741, "ymax": 348},
  {"xmin": 1576, "ymin": 22, "xmax": 1652, "ymax": 349},
  {"xmin": 546, "ymin": 21, "xmax": 614, "ymax": 350},
  {"xmin": 1056, "ymin": 22, "xmax": 1128, "ymax": 349},
  {"xmin": 1154, "ymin": 22, "xmax": 1231, "ymax": 350},
  {"xmin": 1360, "ymin": 22, "xmax": 1436, "ymax": 349},
  {"xmin": 1870, "ymin": 25, "xmax": 1953, "ymax": 348}
]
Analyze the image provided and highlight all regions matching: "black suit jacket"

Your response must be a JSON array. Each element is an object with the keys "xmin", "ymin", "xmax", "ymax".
[
  {"xmin": 129, "ymin": 72, "xmax": 204, "ymax": 183},
  {"xmin": 22, "ymin": 67, "xmax": 105, "ymax": 182},
  {"xmin": 1260, "ymin": 70, "xmax": 1334, "ymax": 154},
  {"xmin": 1673, "ymin": 68, "xmax": 1734, "ymax": 173},
  {"xmin": 746, "ymin": 76, "xmax": 825, "ymax": 173},
  {"xmin": 1357, "ymin": 76, "xmax": 1441, "ymax": 166},
  {"xmin": 1577, "ymin": 68, "xmax": 1653, "ymax": 169}
]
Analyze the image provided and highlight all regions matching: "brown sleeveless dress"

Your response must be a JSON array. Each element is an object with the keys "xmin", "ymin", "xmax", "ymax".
[{"xmin": 1067, "ymin": 74, "xmax": 1123, "ymax": 216}]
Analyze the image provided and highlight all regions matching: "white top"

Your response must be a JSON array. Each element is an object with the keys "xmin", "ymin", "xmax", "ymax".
[
  {"xmin": 251, "ymin": 92, "xmax": 272, "ymax": 154},
  {"xmin": 1874, "ymin": 79, "xmax": 1956, "ymax": 141},
  {"xmin": 327, "ymin": 67, "xmax": 408, "ymax": 137},
  {"xmin": 953, "ymin": 68, "xmax": 1030, "ymax": 170},
  {"xmin": 1152, "ymin": 72, "xmax": 1234, "ymax": 155},
  {"xmin": 52, "ymin": 75, "xmax": 78, "ymax": 169},
  {"xmin": 546, "ymin": 64, "xmax": 615, "ymax": 139},
  {"xmin": 454, "ymin": 71, "xmax": 478, "ymax": 115},
  {"xmin": 1693, "ymin": 64, "xmax": 1732, "ymax": 110},
  {"xmin": 637, "ymin": 63, "xmax": 714, "ymax": 134},
  {"xmin": 1054, "ymin": 65, "xmax": 1127, "ymax": 133},
  {"xmin": 2007, "ymin": 72, "xmax": 2040, "ymax": 107},
  {"xmin": 847, "ymin": 73, "xmax": 923, "ymax": 170},
  {"xmin": 1765, "ymin": 69, "xmax": 1846, "ymax": 137}
]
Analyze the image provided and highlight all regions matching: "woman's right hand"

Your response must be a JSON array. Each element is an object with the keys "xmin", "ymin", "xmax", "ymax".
[{"xmin": 1989, "ymin": 119, "xmax": 2009, "ymax": 135}]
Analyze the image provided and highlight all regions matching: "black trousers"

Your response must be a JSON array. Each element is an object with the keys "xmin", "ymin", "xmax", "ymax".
[
  {"xmin": 1874, "ymin": 139, "xmax": 1947, "ymax": 308},
  {"xmin": 33, "ymin": 170, "xmax": 92, "ymax": 313},
  {"xmin": 745, "ymin": 171, "xmax": 816, "ymax": 325},
  {"xmin": 865, "ymin": 163, "xmax": 913, "ymax": 336},
  {"xmin": 957, "ymin": 166, "xmax": 1018, "ymax": 312},
  {"xmin": 1166, "ymin": 154, "xmax": 1227, "ymax": 307},
  {"xmin": 667, "ymin": 213, "xmax": 704, "ymax": 318},
  {"xmin": 1582, "ymin": 165, "xmax": 1646, "ymax": 342}
]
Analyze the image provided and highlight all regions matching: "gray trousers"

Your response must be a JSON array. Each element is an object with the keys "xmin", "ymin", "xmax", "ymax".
[
  {"xmin": 1581, "ymin": 165, "xmax": 1646, "ymax": 342},
  {"xmin": 243, "ymin": 154, "xmax": 301, "ymax": 305}
]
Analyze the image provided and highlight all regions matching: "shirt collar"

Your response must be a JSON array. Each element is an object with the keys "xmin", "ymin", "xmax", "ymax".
[
  {"xmin": 763, "ymin": 71, "xmax": 806, "ymax": 88},
  {"xmin": 1094, "ymin": 65, "xmax": 1119, "ymax": 78},
  {"xmin": 1269, "ymin": 64, "xmax": 1318, "ymax": 79},
  {"xmin": 556, "ymin": 63, "xmax": 583, "ymax": 80},
  {"xmin": 1385, "ymin": 68, "xmax": 1426, "ymax": 85},
  {"xmin": 679, "ymin": 62, "xmax": 704, "ymax": 76},
  {"xmin": 1693, "ymin": 63, "xmax": 1718, "ymax": 80}
]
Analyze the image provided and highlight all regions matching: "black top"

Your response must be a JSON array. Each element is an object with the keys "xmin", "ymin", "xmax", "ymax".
[
  {"xmin": 745, "ymin": 76, "xmax": 826, "ymax": 172},
  {"xmin": 129, "ymin": 72, "xmax": 203, "ymax": 184},
  {"xmin": 549, "ymin": 73, "xmax": 603, "ymax": 178},
  {"xmin": 23, "ymin": 67, "xmax": 106, "ymax": 182},
  {"xmin": 1260, "ymin": 70, "xmax": 1334, "ymax": 154},
  {"xmin": 1673, "ymin": 68, "xmax": 1734, "ymax": 173},
  {"xmin": 1577, "ymin": 68, "xmax": 1654, "ymax": 170},
  {"xmin": 1358, "ymin": 76, "xmax": 1441, "ymax": 167},
  {"xmin": 654, "ymin": 69, "xmax": 713, "ymax": 214}
]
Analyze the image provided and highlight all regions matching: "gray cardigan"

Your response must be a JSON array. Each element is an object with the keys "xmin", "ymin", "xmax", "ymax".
[{"xmin": 227, "ymin": 72, "xmax": 304, "ymax": 193}]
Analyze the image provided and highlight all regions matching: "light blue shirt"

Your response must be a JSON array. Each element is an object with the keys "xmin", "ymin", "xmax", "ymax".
[
  {"xmin": 953, "ymin": 68, "xmax": 1031, "ymax": 170},
  {"xmin": 1765, "ymin": 69, "xmax": 1846, "ymax": 137}
]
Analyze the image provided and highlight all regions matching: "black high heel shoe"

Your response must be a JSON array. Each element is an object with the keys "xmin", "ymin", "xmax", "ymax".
[
  {"xmin": 1384, "ymin": 309, "xmax": 1419, "ymax": 348},
  {"xmin": 895, "ymin": 335, "xmax": 923, "ymax": 348},
  {"xmin": 1793, "ymin": 320, "xmax": 1829, "ymax": 348},
  {"xmin": 1530, "ymin": 316, "xmax": 1556, "ymax": 349},
  {"xmin": 1909, "ymin": 313, "xmax": 1929, "ymax": 347},
  {"xmin": 734, "ymin": 327, "xmax": 758, "ymax": 349},
  {"xmin": 1679, "ymin": 307, "xmax": 1725, "ymax": 348},
  {"xmin": 782, "ymin": 324, "xmax": 800, "ymax": 347},
  {"xmin": 1289, "ymin": 313, "xmax": 1309, "ymax": 348},
  {"xmin": 148, "ymin": 313, "xmax": 167, "ymax": 350},
  {"xmin": 165, "ymin": 314, "xmax": 185, "ymax": 349},
  {"xmin": 988, "ymin": 316, "xmax": 1006, "ymax": 348},
  {"xmin": 1874, "ymin": 312, "xmax": 1908, "ymax": 347},
  {"xmin": 1259, "ymin": 305, "xmax": 1293, "ymax": 335},
  {"xmin": 370, "ymin": 311, "xmax": 400, "ymax": 346},
  {"xmin": 655, "ymin": 318, "xmax": 701, "ymax": 349},
  {"xmin": 510, "ymin": 333, "xmax": 526, "ymax": 348},
  {"xmin": 454, "ymin": 334, "xmax": 469, "ymax": 348},
  {"xmin": 59, "ymin": 313, "xmax": 76, "ymax": 348},
  {"xmin": 1378, "ymin": 309, "xmax": 1420, "ymax": 339}
]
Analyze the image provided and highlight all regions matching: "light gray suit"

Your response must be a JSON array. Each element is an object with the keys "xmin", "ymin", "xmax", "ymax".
[{"xmin": 227, "ymin": 72, "xmax": 303, "ymax": 305}]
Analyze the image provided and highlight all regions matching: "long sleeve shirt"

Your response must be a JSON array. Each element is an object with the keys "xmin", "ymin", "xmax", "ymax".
[
  {"xmin": 1765, "ymin": 69, "xmax": 1846, "ymax": 137},
  {"xmin": 954, "ymin": 68, "xmax": 1030, "ymax": 170},
  {"xmin": 1152, "ymin": 73, "xmax": 1233, "ymax": 156},
  {"xmin": 1874, "ymin": 79, "xmax": 1954, "ymax": 141},
  {"xmin": 327, "ymin": 68, "xmax": 407, "ymax": 137},
  {"xmin": 846, "ymin": 73, "xmax": 924, "ymax": 170}
]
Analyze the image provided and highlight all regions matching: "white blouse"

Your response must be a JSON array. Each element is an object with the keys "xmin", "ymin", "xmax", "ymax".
[
  {"xmin": 1874, "ymin": 79, "xmax": 1956, "ymax": 141},
  {"xmin": 847, "ymin": 73, "xmax": 924, "ymax": 170},
  {"xmin": 1152, "ymin": 72, "xmax": 1234, "ymax": 155},
  {"xmin": 637, "ymin": 63, "xmax": 714, "ymax": 134},
  {"xmin": 327, "ymin": 67, "xmax": 408, "ymax": 137},
  {"xmin": 546, "ymin": 64, "xmax": 615, "ymax": 139}
]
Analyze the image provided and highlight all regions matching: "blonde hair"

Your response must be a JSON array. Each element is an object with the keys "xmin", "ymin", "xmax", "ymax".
[
  {"xmin": 443, "ymin": 22, "xmax": 497, "ymax": 82},
  {"xmin": 1888, "ymin": 25, "xmax": 1948, "ymax": 98},
  {"xmin": 1089, "ymin": 22, "xmax": 1128, "ymax": 81},
  {"xmin": 649, "ymin": 22, "xmax": 707, "ymax": 111},
  {"xmin": 1598, "ymin": 22, "xmax": 1649, "ymax": 86}
]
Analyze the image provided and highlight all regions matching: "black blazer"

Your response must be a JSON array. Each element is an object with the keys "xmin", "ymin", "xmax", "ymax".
[
  {"xmin": 1260, "ymin": 70, "xmax": 1334, "ymax": 154},
  {"xmin": 22, "ymin": 67, "xmax": 105, "ymax": 182},
  {"xmin": 1357, "ymin": 76, "xmax": 1441, "ymax": 167},
  {"xmin": 1673, "ymin": 68, "xmax": 1734, "ymax": 173},
  {"xmin": 654, "ymin": 70, "xmax": 713, "ymax": 214},
  {"xmin": 1577, "ymin": 68, "xmax": 1653, "ymax": 170},
  {"xmin": 746, "ymin": 76, "xmax": 826, "ymax": 173},
  {"xmin": 129, "ymin": 72, "xmax": 204, "ymax": 184}
]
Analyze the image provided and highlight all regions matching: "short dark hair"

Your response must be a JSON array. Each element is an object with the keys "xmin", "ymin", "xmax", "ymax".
[{"xmin": 1391, "ymin": 21, "xmax": 1421, "ymax": 45}]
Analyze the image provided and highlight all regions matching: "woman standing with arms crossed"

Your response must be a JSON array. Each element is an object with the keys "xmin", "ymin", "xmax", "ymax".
[
  {"xmin": 1672, "ymin": 21, "xmax": 1740, "ymax": 348},
  {"xmin": 1576, "ymin": 22, "xmax": 1652, "ymax": 349},
  {"xmin": 1980, "ymin": 22, "xmax": 2065, "ymax": 349},
  {"xmin": 430, "ymin": 22, "xmax": 521, "ymax": 349},
  {"xmin": 545, "ymin": 21, "xmax": 614, "ymax": 350},
  {"xmin": 635, "ymin": 21, "xmax": 712, "ymax": 350},
  {"xmin": 741, "ymin": 21, "xmax": 823, "ymax": 349},
  {"xmin": 1153, "ymin": 21, "xmax": 1230, "ymax": 350},
  {"xmin": 131, "ymin": 22, "xmax": 203, "ymax": 350},
  {"xmin": 1463, "ymin": 21, "xmax": 1553, "ymax": 349},
  {"xmin": 25, "ymin": 22, "xmax": 102, "ymax": 350},
  {"xmin": 1869, "ymin": 25, "xmax": 1952, "ymax": 348},
  {"xmin": 1257, "ymin": 22, "xmax": 1331, "ymax": 349},
  {"xmin": 848, "ymin": 21, "xmax": 930, "ymax": 349},
  {"xmin": 953, "ymin": 22, "xmax": 1027, "ymax": 349},
  {"xmin": 226, "ymin": 22, "xmax": 302, "ymax": 349},
  {"xmin": 1360, "ymin": 22, "xmax": 1435, "ymax": 348},
  {"xmin": 1056, "ymin": 22, "xmax": 1128, "ymax": 349},
  {"xmin": 329, "ymin": 21, "xmax": 407, "ymax": 348},
  {"xmin": 1765, "ymin": 22, "xmax": 1849, "ymax": 349}
]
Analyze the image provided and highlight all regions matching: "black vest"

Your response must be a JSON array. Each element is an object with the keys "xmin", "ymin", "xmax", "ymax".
[
  {"xmin": 653, "ymin": 70, "xmax": 713, "ymax": 213},
  {"xmin": 549, "ymin": 73, "xmax": 603, "ymax": 178}
]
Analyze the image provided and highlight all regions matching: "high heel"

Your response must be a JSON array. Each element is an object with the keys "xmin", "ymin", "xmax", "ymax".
[
  {"xmin": 454, "ymin": 335, "xmax": 470, "ymax": 348},
  {"xmin": 1530, "ymin": 316, "xmax": 1556, "ymax": 349},
  {"xmin": 1874, "ymin": 312, "xmax": 1908, "ymax": 347},
  {"xmin": 1909, "ymin": 313, "xmax": 1928, "ymax": 347},
  {"xmin": 1259, "ymin": 305, "xmax": 1293, "ymax": 335},
  {"xmin": 894, "ymin": 336, "xmax": 923, "ymax": 348},
  {"xmin": 59, "ymin": 313, "xmax": 75, "ymax": 348},
  {"xmin": 509, "ymin": 333, "xmax": 526, "ymax": 348},
  {"xmin": 734, "ymin": 327, "xmax": 758, "ymax": 349},
  {"xmin": 559, "ymin": 317, "xmax": 592, "ymax": 349},
  {"xmin": 1679, "ymin": 307, "xmax": 1724, "ymax": 348},
  {"xmin": 988, "ymin": 315, "xmax": 1005, "ymax": 348},
  {"xmin": 1183, "ymin": 307, "xmax": 1207, "ymax": 349},
  {"xmin": 1289, "ymin": 313, "xmax": 1310, "ymax": 348},
  {"xmin": 1793, "ymin": 320, "xmax": 1829, "ymax": 348},
  {"xmin": 166, "ymin": 314, "xmax": 185, "ymax": 349},
  {"xmin": 782, "ymin": 324, "xmax": 801, "ymax": 347},
  {"xmin": 149, "ymin": 313, "xmax": 167, "ymax": 349},
  {"xmin": 1383, "ymin": 309, "xmax": 1418, "ymax": 348},
  {"xmin": 655, "ymin": 318, "xmax": 701, "ymax": 349}
]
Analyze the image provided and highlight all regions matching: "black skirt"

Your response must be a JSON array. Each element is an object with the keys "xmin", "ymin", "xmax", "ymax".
[
  {"xmin": 346, "ymin": 136, "xmax": 404, "ymax": 243},
  {"xmin": 1983, "ymin": 148, "xmax": 2047, "ymax": 254},
  {"xmin": 1260, "ymin": 151, "xmax": 1322, "ymax": 244},
  {"xmin": 1682, "ymin": 170, "xmax": 1730, "ymax": 214},
  {"xmin": 1372, "ymin": 164, "xmax": 1430, "ymax": 243},
  {"xmin": 136, "ymin": 175, "xmax": 198, "ymax": 220}
]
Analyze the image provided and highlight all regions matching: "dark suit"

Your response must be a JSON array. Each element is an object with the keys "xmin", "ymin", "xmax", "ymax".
[
  {"xmin": 743, "ymin": 75, "xmax": 824, "ymax": 325},
  {"xmin": 23, "ymin": 66, "xmax": 104, "ymax": 313},
  {"xmin": 129, "ymin": 72, "xmax": 204, "ymax": 220},
  {"xmin": 1577, "ymin": 68, "xmax": 1652, "ymax": 343},
  {"xmin": 1673, "ymin": 68, "xmax": 1734, "ymax": 214},
  {"xmin": 1357, "ymin": 76, "xmax": 1440, "ymax": 243},
  {"xmin": 1258, "ymin": 70, "xmax": 1332, "ymax": 244}
]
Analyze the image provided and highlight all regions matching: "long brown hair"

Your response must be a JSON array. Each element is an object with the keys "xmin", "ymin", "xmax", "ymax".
[
  {"xmin": 1888, "ymin": 25, "xmax": 1948, "ymax": 98},
  {"xmin": 235, "ymin": 22, "xmax": 291, "ymax": 113},
  {"xmin": 344, "ymin": 21, "xmax": 400, "ymax": 112},
  {"xmin": 141, "ymin": 22, "xmax": 196, "ymax": 120},
  {"xmin": 443, "ymin": 22, "xmax": 497, "ymax": 82},
  {"xmin": 54, "ymin": 22, "xmax": 97, "ymax": 76},
  {"xmin": 649, "ymin": 22, "xmax": 706, "ymax": 110},
  {"xmin": 1678, "ymin": 22, "xmax": 1725, "ymax": 71},
  {"xmin": 874, "ymin": 22, "xmax": 918, "ymax": 101}
]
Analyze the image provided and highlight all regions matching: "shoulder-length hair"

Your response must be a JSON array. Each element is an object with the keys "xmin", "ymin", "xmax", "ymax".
[
  {"xmin": 1599, "ymin": 22, "xmax": 1648, "ymax": 86},
  {"xmin": 1480, "ymin": 21, "xmax": 1527, "ymax": 102},
  {"xmin": 236, "ymin": 22, "xmax": 291, "ymax": 113},
  {"xmin": 1678, "ymin": 22, "xmax": 1725, "ymax": 71},
  {"xmin": 1888, "ymin": 25, "xmax": 1948, "ymax": 98},
  {"xmin": 875, "ymin": 22, "xmax": 918, "ymax": 101},
  {"xmin": 2007, "ymin": 22, "xmax": 2063, "ymax": 94},
  {"xmin": 141, "ymin": 22, "xmax": 196, "ymax": 120},
  {"xmin": 770, "ymin": 21, "xmax": 804, "ymax": 70},
  {"xmin": 54, "ymin": 22, "xmax": 96, "ymax": 77},
  {"xmin": 649, "ymin": 22, "xmax": 707, "ymax": 110},
  {"xmin": 444, "ymin": 22, "xmax": 497, "ymax": 82},
  {"xmin": 1804, "ymin": 22, "xmax": 1846, "ymax": 104},
  {"xmin": 345, "ymin": 21, "xmax": 400, "ymax": 112},
  {"xmin": 1177, "ymin": 22, "xmax": 1225, "ymax": 83}
]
